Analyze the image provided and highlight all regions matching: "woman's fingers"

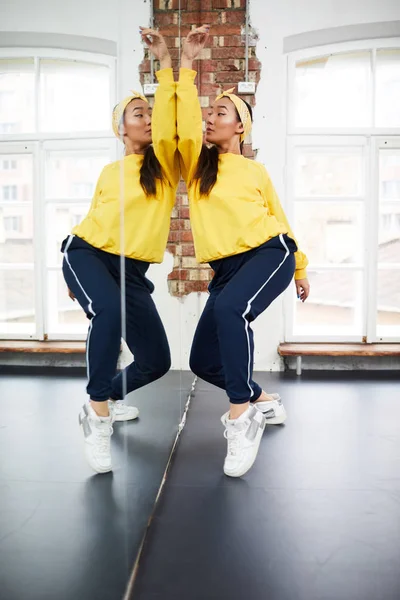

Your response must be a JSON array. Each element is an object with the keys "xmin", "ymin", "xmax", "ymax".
[
  {"xmin": 186, "ymin": 24, "xmax": 210, "ymax": 43},
  {"xmin": 139, "ymin": 27, "xmax": 162, "ymax": 46},
  {"xmin": 139, "ymin": 27, "xmax": 160, "ymax": 37},
  {"xmin": 295, "ymin": 279, "xmax": 310, "ymax": 303},
  {"xmin": 296, "ymin": 282, "xmax": 310, "ymax": 302}
]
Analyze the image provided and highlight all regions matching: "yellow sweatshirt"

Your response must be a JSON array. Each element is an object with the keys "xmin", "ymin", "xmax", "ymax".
[
  {"xmin": 72, "ymin": 68, "xmax": 179, "ymax": 263},
  {"xmin": 176, "ymin": 68, "xmax": 308, "ymax": 280}
]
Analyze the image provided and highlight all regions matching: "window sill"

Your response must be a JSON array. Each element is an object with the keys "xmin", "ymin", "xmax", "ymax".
[{"xmin": 0, "ymin": 341, "xmax": 86, "ymax": 354}]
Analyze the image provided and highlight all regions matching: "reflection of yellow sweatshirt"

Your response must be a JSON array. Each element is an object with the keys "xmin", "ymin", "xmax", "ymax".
[
  {"xmin": 72, "ymin": 69, "xmax": 179, "ymax": 263},
  {"xmin": 176, "ymin": 68, "xmax": 308, "ymax": 280}
]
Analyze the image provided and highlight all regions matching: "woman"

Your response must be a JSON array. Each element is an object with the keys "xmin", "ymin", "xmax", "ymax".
[
  {"xmin": 62, "ymin": 29, "xmax": 179, "ymax": 474},
  {"xmin": 177, "ymin": 26, "xmax": 310, "ymax": 478}
]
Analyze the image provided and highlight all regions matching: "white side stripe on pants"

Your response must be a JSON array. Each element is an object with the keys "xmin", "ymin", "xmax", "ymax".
[
  {"xmin": 63, "ymin": 234, "xmax": 96, "ymax": 382},
  {"xmin": 242, "ymin": 234, "xmax": 290, "ymax": 398}
]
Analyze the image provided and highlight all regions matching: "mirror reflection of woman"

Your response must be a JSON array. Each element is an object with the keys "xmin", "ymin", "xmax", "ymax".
[
  {"xmin": 62, "ymin": 29, "xmax": 178, "ymax": 474},
  {"xmin": 177, "ymin": 26, "xmax": 310, "ymax": 478}
]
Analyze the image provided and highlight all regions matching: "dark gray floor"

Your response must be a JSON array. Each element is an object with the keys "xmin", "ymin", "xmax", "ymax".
[
  {"xmin": 132, "ymin": 372, "xmax": 400, "ymax": 600},
  {"xmin": 0, "ymin": 370, "xmax": 193, "ymax": 600}
]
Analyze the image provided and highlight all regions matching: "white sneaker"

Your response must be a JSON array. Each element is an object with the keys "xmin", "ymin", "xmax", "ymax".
[
  {"xmin": 79, "ymin": 404, "xmax": 113, "ymax": 474},
  {"xmin": 221, "ymin": 405, "xmax": 266, "ymax": 478},
  {"xmin": 255, "ymin": 397, "xmax": 287, "ymax": 425},
  {"xmin": 109, "ymin": 400, "xmax": 139, "ymax": 422}
]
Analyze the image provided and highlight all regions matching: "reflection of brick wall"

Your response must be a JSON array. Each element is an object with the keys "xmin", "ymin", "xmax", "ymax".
[{"xmin": 140, "ymin": 0, "xmax": 261, "ymax": 296}]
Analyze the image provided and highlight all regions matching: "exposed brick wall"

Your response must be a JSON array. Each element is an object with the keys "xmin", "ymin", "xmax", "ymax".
[{"xmin": 140, "ymin": 0, "xmax": 261, "ymax": 296}]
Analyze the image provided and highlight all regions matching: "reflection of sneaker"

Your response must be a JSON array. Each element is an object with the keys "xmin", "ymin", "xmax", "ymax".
[
  {"xmin": 221, "ymin": 405, "xmax": 266, "ymax": 478},
  {"xmin": 254, "ymin": 397, "xmax": 287, "ymax": 425},
  {"xmin": 109, "ymin": 400, "xmax": 139, "ymax": 422},
  {"xmin": 79, "ymin": 404, "xmax": 113, "ymax": 474}
]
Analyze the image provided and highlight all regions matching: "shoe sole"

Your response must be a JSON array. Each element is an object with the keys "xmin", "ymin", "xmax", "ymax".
[
  {"xmin": 224, "ymin": 419, "xmax": 267, "ymax": 478},
  {"xmin": 113, "ymin": 412, "xmax": 139, "ymax": 422},
  {"xmin": 85, "ymin": 456, "xmax": 112, "ymax": 474},
  {"xmin": 264, "ymin": 407, "xmax": 287, "ymax": 425}
]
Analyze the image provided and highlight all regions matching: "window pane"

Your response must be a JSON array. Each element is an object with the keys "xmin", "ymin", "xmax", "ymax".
[
  {"xmin": 0, "ymin": 154, "xmax": 33, "ymax": 202},
  {"xmin": 294, "ymin": 52, "xmax": 371, "ymax": 128},
  {"xmin": 294, "ymin": 202, "xmax": 363, "ymax": 265},
  {"xmin": 0, "ymin": 205, "xmax": 34, "ymax": 264},
  {"xmin": 0, "ymin": 59, "xmax": 35, "ymax": 134},
  {"xmin": 47, "ymin": 270, "xmax": 89, "ymax": 335},
  {"xmin": 45, "ymin": 150, "xmax": 110, "ymax": 199},
  {"xmin": 378, "ymin": 150, "xmax": 400, "ymax": 263},
  {"xmin": 0, "ymin": 154, "xmax": 34, "ymax": 264},
  {"xmin": 40, "ymin": 60, "xmax": 110, "ymax": 132},
  {"xmin": 376, "ymin": 50, "xmax": 400, "ymax": 128},
  {"xmin": 46, "ymin": 203, "xmax": 90, "ymax": 267},
  {"xmin": 378, "ymin": 205, "xmax": 400, "ymax": 262},
  {"xmin": 0, "ymin": 269, "xmax": 35, "ymax": 333},
  {"xmin": 377, "ymin": 269, "xmax": 400, "ymax": 337},
  {"xmin": 294, "ymin": 150, "xmax": 363, "ymax": 197},
  {"xmin": 294, "ymin": 270, "xmax": 363, "ymax": 336},
  {"xmin": 379, "ymin": 150, "xmax": 400, "ymax": 202}
]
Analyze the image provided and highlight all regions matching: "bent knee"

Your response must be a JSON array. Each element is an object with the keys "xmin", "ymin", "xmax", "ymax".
[
  {"xmin": 213, "ymin": 295, "xmax": 238, "ymax": 320},
  {"xmin": 149, "ymin": 353, "xmax": 171, "ymax": 381},
  {"xmin": 157, "ymin": 356, "xmax": 171, "ymax": 379},
  {"xmin": 189, "ymin": 354, "xmax": 210, "ymax": 381}
]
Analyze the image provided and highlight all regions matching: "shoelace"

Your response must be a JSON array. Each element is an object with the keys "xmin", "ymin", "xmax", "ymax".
[
  {"xmin": 94, "ymin": 421, "xmax": 113, "ymax": 455},
  {"xmin": 223, "ymin": 422, "xmax": 248, "ymax": 456}
]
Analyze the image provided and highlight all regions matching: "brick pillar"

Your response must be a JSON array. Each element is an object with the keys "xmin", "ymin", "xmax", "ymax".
[{"xmin": 140, "ymin": 0, "xmax": 261, "ymax": 297}]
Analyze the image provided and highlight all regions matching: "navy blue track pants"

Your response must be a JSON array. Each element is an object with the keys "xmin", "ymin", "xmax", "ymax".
[
  {"xmin": 61, "ymin": 235, "xmax": 171, "ymax": 402},
  {"xmin": 189, "ymin": 234, "xmax": 296, "ymax": 404}
]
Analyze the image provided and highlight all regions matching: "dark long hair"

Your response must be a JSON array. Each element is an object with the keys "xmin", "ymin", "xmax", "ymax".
[
  {"xmin": 193, "ymin": 99, "xmax": 253, "ymax": 196},
  {"xmin": 120, "ymin": 102, "xmax": 164, "ymax": 197},
  {"xmin": 140, "ymin": 145, "xmax": 164, "ymax": 197}
]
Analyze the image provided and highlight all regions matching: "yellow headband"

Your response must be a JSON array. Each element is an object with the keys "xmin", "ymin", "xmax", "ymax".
[
  {"xmin": 215, "ymin": 87, "xmax": 252, "ymax": 143},
  {"xmin": 112, "ymin": 91, "xmax": 148, "ymax": 138}
]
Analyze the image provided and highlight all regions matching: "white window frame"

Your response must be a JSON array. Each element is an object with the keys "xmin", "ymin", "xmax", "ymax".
[
  {"xmin": 42, "ymin": 137, "xmax": 115, "ymax": 341},
  {"xmin": 0, "ymin": 142, "xmax": 40, "ymax": 339},
  {"xmin": 0, "ymin": 48, "xmax": 117, "ymax": 340},
  {"xmin": 287, "ymin": 37, "xmax": 400, "ymax": 137},
  {"xmin": 285, "ymin": 38, "xmax": 400, "ymax": 343},
  {"xmin": 0, "ymin": 48, "xmax": 117, "ymax": 142},
  {"xmin": 369, "ymin": 136, "xmax": 400, "ymax": 343}
]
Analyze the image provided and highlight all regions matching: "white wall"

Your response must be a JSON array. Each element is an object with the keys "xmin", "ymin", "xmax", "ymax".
[
  {"xmin": 0, "ymin": 0, "xmax": 149, "ymax": 95},
  {"xmin": 1, "ymin": 0, "xmax": 400, "ymax": 369},
  {"xmin": 0, "ymin": 0, "xmax": 119, "ymax": 39}
]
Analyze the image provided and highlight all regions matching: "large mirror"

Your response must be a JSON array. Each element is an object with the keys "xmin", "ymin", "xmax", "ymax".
[{"xmin": 0, "ymin": 1, "xmax": 196, "ymax": 598}]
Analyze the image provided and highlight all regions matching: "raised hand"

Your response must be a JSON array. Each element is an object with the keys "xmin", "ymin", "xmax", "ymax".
[
  {"xmin": 181, "ymin": 25, "xmax": 210, "ymax": 67},
  {"xmin": 140, "ymin": 27, "xmax": 171, "ymax": 69}
]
